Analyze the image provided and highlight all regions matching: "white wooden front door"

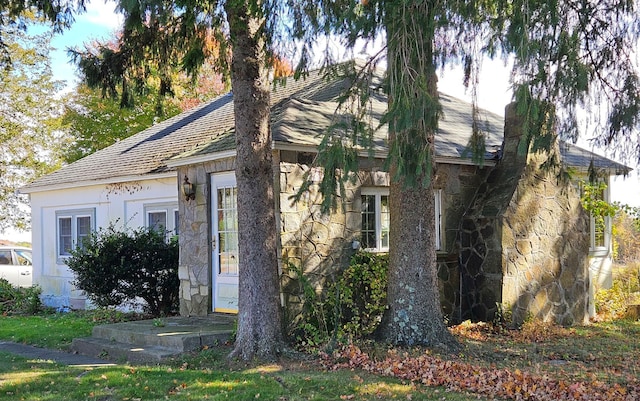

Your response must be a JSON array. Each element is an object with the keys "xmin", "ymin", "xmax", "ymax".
[{"xmin": 211, "ymin": 173, "xmax": 239, "ymax": 313}]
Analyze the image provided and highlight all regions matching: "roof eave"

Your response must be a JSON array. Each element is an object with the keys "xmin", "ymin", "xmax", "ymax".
[
  {"xmin": 165, "ymin": 150, "xmax": 237, "ymax": 168},
  {"xmin": 19, "ymin": 171, "xmax": 177, "ymax": 195}
]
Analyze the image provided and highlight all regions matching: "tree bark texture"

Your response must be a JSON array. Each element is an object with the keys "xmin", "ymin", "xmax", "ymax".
[
  {"xmin": 226, "ymin": 0, "xmax": 284, "ymax": 361},
  {"xmin": 377, "ymin": 0, "xmax": 458, "ymax": 349}
]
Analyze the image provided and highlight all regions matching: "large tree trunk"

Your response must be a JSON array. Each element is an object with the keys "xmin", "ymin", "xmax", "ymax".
[
  {"xmin": 226, "ymin": 0, "xmax": 284, "ymax": 361},
  {"xmin": 377, "ymin": 0, "xmax": 457, "ymax": 349}
]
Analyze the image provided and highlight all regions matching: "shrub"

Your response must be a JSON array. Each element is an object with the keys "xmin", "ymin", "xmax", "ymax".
[
  {"xmin": 595, "ymin": 263, "xmax": 640, "ymax": 320},
  {"xmin": 288, "ymin": 251, "xmax": 388, "ymax": 349},
  {"xmin": 67, "ymin": 224, "xmax": 179, "ymax": 317},
  {"xmin": 337, "ymin": 251, "xmax": 388, "ymax": 339},
  {"xmin": 0, "ymin": 279, "xmax": 42, "ymax": 315}
]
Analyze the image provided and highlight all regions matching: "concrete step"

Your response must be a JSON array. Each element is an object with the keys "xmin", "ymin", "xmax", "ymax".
[
  {"xmin": 71, "ymin": 315, "xmax": 235, "ymax": 364},
  {"xmin": 72, "ymin": 337, "xmax": 181, "ymax": 364}
]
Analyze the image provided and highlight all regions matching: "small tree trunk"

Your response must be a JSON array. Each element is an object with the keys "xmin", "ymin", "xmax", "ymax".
[
  {"xmin": 377, "ymin": 0, "xmax": 457, "ymax": 349},
  {"xmin": 226, "ymin": 0, "xmax": 284, "ymax": 361}
]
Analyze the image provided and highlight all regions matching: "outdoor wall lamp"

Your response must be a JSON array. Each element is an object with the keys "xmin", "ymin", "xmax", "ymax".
[{"xmin": 182, "ymin": 175, "xmax": 196, "ymax": 201}]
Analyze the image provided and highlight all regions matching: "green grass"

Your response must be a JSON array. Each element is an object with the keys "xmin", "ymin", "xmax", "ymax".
[
  {"xmin": 0, "ymin": 350, "xmax": 478, "ymax": 401},
  {"xmin": 0, "ymin": 309, "xmax": 143, "ymax": 350},
  {"xmin": 1, "ymin": 310, "xmax": 637, "ymax": 400},
  {"xmin": 0, "ymin": 311, "xmax": 484, "ymax": 400},
  {"xmin": 0, "ymin": 314, "xmax": 94, "ymax": 350}
]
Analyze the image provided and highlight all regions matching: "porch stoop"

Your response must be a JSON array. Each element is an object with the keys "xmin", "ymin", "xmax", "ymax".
[{"xmin": 71, "ymin": 315, "xmax": 236, "ymax": 364}]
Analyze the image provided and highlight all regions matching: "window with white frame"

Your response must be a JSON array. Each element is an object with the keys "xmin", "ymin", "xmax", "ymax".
[
  {"xmin": 360, "ymin": 189, "xmax": 442, "ymax": 251},
  {"xmin": 361, "ymin": 189, "xmax": 390, "ymax": 251},
  {"xmin": 589, "ymin": 186, "xmax": 610, "ymax": 251},
  {"xmin": 144, "ymin": 203, "xmax": 179, "ymax": 237},
  {"xmin": 56, "ymin": 209, "xmax": 95, "ymax": 258},
  {"xmin": 579, "ymin": 179, "xmax": 611, "ymax": 253}
]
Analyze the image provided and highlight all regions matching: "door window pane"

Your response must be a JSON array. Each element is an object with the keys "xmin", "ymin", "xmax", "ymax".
[
  {"xmin": 217, "ymin": 186, "xmax": 239, "ymax": 275},
  {"xmin": 0, "ymin": 251, "xmax": 11, "ymax": 265}
]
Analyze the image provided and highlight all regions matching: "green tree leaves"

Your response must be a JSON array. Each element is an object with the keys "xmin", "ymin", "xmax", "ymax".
[{"xmin": 0, "ymin": 28, "xmax": 65, "ymax": 231}]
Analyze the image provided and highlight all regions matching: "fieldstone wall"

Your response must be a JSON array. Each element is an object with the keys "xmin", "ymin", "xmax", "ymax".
[
  {"xmin": 277, "ymin": 154, "xmax": 387, "ymax": 330},
  {"xmin": 458, "ymin": 104, "xmax": 590, "ymax": 326},
  {"xmin": 277, "ymin": 151, "xmax": 488, "ymax": 326},
  {"xmin": 435, "ymin": 163, "xmax": 492, "ymax": 322},
  {"xmin": 177, "ymin": 158, "xmax": 236, "ymax": 316}
]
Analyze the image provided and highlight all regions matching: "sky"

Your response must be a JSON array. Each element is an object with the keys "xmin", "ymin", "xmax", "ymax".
[{"xmin": 3, "ymin": 1, "xmax": 639, "ymax": 242}]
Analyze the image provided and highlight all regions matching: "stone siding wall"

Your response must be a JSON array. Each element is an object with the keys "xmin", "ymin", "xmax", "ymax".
[
  {"xmin": 458, "ymin": 104, "xmax": 590, "ymax": 326},
  {"xmin": 177, "ymin": 158, "xmax": 235, "ymax": 316},
  {"xmin": 278, "ymin": 153, "xmax": 487, "ymax": 326},
  {"xmin": 435, "ymin": 163, "xmax": 492, "ymax": 322},
  {"xmin": 277, "ymin": 156, "xmax": 386, "ymax": 330},
  {"xmin": 502, "ymin": 161, "xmax": 590, "ymax": 325}
]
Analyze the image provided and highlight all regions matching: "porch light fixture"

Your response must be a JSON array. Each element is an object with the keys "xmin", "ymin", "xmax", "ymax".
[{"xmin": 182, "ymin": 175, "xmax": 196, "ymax": 201}]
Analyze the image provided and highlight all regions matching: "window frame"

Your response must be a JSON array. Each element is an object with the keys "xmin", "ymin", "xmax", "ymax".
[
  {"xmin": 359, "ymin": 188, "xmax": 443, "ymax": 252},
  {"xmin": 144, "ymin": 203, "xmax": 179, "ymax": 238},
  {"xmin": 56, "ymin": 208, "xmax": 95, "ymax": 261},
  {"xmin": 360, "ymin": 188, "xmax": 390, "ymax": 252},
  {"xmin": 589, "ymin": 186, "xmax": 611, "ymax": 255}
]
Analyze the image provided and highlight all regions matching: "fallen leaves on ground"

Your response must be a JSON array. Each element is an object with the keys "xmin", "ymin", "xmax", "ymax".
[{"xmin": 322, "ymin": 340, "xmax": 640, "ymax": 401}]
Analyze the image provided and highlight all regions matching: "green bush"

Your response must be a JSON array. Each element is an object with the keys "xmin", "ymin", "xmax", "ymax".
[
  {"xmin": 337, "ymin": 251, "xmax": 388, "ymax": 338},
  {"xmin": 67, "ymin": 224, "xmax": 179, "ymax": 317},
  {"xmin": 0, "ymin": 279, "xmax": 42, "ymax": 315},
  {"xmin": 289, "ymin": 251, "xmax": 388, "ymax": 349}
]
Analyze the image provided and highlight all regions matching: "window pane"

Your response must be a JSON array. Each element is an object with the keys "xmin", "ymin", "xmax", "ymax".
[
  {"xmin": 174, "ymin": 210, "xmax": 179, "ymax": 236},
  {"xmin": 380, "ymin": 196, "xmax": 390, "ymax": 248},
  {"xmin": 15, "ymin": 250, "xmax": 31, "ymax": 265},
  {"xmin": 0, "ymin": 251, "xmax": 11, "ymax": 265},
  {"xmin": 361, "ymin": 195, "xmax": 376, "ymax": 249},
  {"xmin": 148, "ymin": 211, "xmax": 167, "ymax": 233},
  {"xmin": 59, "ymin": 217, "xmax": 72, "ymax": 255},
  {"xmin": 594, "ymin": 216, "xmax": 605, "ymax": 247},
  {"xmin": 76, "ymin": 216, "xmax": 92, "ymax": 248},
  {"xmin": 217, "ymin": 187, "xmax": 239, "ymax": 276}
]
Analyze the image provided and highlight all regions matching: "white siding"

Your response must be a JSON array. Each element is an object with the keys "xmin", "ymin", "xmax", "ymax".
[{"xmin": 29, "ymin": 176, "xmax": 179, "ymax": 309}]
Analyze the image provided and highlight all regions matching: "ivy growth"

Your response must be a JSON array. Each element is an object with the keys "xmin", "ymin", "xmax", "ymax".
[{"xmin": 287, "ymin": 251, "xmax": 389, "ymax": 350}]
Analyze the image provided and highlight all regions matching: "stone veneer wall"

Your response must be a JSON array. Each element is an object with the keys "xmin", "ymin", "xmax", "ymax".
[
  {"xmin": 175, "ymin": 149, "xmax": 491, "ymax": 323},
  {"xmin": 177, "ymin": 138, "xmax": 589, "ymax": 326},
  {"xmin": 458, "ymin": 104, "xmax": 590, "ymax": 326},
  {"xmin": 277, "ymin": 154, "xmax": 385, "ymax": 330},
  {"xmin": 435, "ymin": 163, "xmax": 492, "ymax": 322},
  {"xmin": 278, "ymin": 151, "xmax": 489, "ymax": 326},
  {"xmin": 177, "ymin": 158, "xmax": 236, "ymax": 316}
]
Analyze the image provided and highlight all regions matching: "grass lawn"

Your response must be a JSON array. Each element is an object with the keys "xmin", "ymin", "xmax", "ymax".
[
  {"xmin": 0, "ymin": 311, "xmax": 483, "ymax": 401},
  {"xmin": 0, "ymin": 347, "xmax": 478, "ymax": 401},
  {"xmin": 0, "ymin": 310, "xmax": 637, "ymax": 400}
]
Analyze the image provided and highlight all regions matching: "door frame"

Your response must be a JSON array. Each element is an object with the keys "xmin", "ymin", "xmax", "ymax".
[{"xmin": 210, "ymin": 172, "xmax": 239, "ymax": 313}]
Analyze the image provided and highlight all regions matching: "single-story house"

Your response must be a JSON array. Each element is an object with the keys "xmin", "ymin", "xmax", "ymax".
[{"xmin": 21, "ymin": 64, "xmax": 630, "ymax": 325}]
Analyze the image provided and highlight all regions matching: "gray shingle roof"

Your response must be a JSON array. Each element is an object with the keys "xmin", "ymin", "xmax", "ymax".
[
  {"xmin": 22, "ymin": 66, "xmax": 630, "ymax": 193},
  {"xmin": 22, "ymin": 69, "xmax": 333, "ymax": 192}
]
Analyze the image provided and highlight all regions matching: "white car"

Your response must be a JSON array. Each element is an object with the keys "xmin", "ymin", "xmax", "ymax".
[{"xmin": 0, "ymin": 246, "xmax": 32, "ymax": 287}]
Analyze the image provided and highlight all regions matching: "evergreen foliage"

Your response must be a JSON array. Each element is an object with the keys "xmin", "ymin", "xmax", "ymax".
[
  {"xmin": 66, "ymin": 224, "xmax": 179, "ymax": 317},
  {"xmin": 0, "ymin": 0, "xmax": 80, "ymax": 69},
  {"xmin": 68, "ymin": 0, "xmax": 231, "ymax": 114}
]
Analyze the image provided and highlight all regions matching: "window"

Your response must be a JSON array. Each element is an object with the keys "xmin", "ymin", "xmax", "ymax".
[
  {"xmin": 580, "ymin": 180, "xmax": 611, "ymax": 252},
  {"xmin": 144, "ymin": 203, "xmax": 179, "ymax": 238},
  {"xmin": 589, "ymin": 187, "xmax": 610, "ymax": 251},
  {"xmin": 56, "ymin": 209, "xmax": 95, "ymax": 258},
  {"xmin": 0, "ymin": 250, "xmax": 11, "ymax": 265},
  {"xmin": 361, "ymin": 190, "xmax": 390, "ymax": 251},
  {"xmin": 360, "ymin": 189, "xmax": 442, "ymax": 251}
]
